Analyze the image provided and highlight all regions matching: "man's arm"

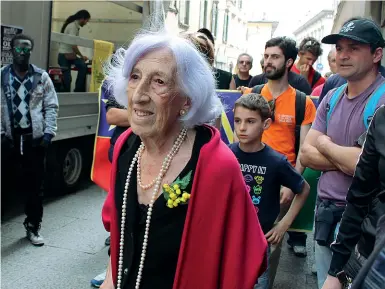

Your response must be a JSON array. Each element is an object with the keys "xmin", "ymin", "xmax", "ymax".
[
  {"xmin": 104, "ymin": 86, "xmax": 130, "ymax": 127},
  {"xmin": 106, "ymin": 108, "xmax": 130, "ymax": 127},
  {"xmin": 229, "ymin": 76, "xmax": 236, "ymax": 90},
  {"xmin": 295, "ymin": 124, "xmax": 311, "ymax": 174},
  {"xmin": 316, "ymin": 136, "xmax": 361, "ymax": 176},
  {"xmin": 42, "ymin": 72, "xmax": 59, "ymax": 138},
  {"xmin": 266, "ymin": 158, "xmax": 310, "ymax": 244},
  {"xmin": 280, "ymin": 180, "xmax": 310, "ymax": 230},
  {"xmin": 300, "ymin": 129, "xmax": 337, "ymax": 171}
]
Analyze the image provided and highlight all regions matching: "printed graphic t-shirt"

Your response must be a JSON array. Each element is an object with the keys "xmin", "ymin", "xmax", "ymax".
[
  {"xmin": 229, "ymin": 143, "xmax": 305, "ymax": 234},
  {"xmin": 260, "ymin": 85, "xmax": 316, "ymax": 166}
]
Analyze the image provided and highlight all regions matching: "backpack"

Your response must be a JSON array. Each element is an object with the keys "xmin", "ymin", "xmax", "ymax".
[
  {"xmin": 251, "ymin": 84, "xmax": 306, "ymax": 159},
  {"xmin": 311, "ymin": 71, "xmax": 322, "ymax": 89},
  {"xmin": 326, "ymin": 82, "xmax": 385, "ymax": 130}
]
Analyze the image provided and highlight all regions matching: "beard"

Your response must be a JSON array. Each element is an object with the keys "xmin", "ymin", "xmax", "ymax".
[{"xmin": 264, "ymin": 64, "xmax": 286, "ymax": 80}]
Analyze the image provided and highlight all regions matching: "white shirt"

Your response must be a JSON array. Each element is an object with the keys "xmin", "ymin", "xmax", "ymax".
[{"xmin": 58, "ymin": 20, "xmax": 80, "ymax": 54}]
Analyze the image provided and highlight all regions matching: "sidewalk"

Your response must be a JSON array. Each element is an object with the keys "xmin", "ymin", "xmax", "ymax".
[
  {"xmin": 1, "ymin": 184, "xmax": 109, "ymax": 289},
  {"xmin": 1, "ymin": 183, "xmax": 317, "ymax": 289}
]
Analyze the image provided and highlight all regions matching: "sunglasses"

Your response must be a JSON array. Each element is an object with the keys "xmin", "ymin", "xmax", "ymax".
[
  {"xmin": 14, "ymin": 47, "xmax": 31, "ymax": 54},
  {"xmin": 268, "ymin": 99, "xmax": 276, "ymax": 122}
]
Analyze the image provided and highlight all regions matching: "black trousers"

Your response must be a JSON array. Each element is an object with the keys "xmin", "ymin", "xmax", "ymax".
[
  {"xmin": 1, "ymin": 135, "xmax": 45, "ymax": 226},
  {"xmin": 287, "ymin": 231, "xmax": 307, "ymax": 246}
]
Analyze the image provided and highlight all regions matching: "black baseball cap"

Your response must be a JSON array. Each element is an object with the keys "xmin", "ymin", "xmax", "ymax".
[{"xmin": 322, "ymin": 19, "xmax": 385, "ymax": 47}]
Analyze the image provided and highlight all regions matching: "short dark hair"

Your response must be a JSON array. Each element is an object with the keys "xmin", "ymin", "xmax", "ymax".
[
  {"xmin": 265, "ymin": 37, "xmax": 298, "ymax": 69},
  {"xmin": 197, "ymin": 28, "xmax": 215, "ymax": 45},
  {"xmin": 11, "ymin": 34, "xmax": 34, "ymax": 50},
  {"xmin": 234, "ymin": 93, "xmax": 271, "ymax": 121},
  {"xmin": 299, "ymin": 37, "xmax": 323, "ymax": 57}
]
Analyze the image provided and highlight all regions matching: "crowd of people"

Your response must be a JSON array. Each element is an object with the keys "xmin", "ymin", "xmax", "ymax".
[{"xmin": 2, "ymin": 8, "xmax": 385, "ymax": 289}]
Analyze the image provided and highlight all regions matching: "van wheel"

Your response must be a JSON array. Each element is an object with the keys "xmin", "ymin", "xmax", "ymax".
[
  {"xmin": 62, "ymin": 147, "xmax": 83, "ymax": 188},
  {"xmin": 45, "ymin": 143, "xmax": 84, "ymax": 194}
]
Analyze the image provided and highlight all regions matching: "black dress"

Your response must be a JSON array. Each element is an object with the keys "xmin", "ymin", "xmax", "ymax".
[{"xmin": 114, "ymin": 126, "xmax": 211, "ymax": 289}]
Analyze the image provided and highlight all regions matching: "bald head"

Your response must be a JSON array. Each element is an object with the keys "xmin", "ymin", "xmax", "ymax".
[{"xmin": 328, "ymin": 48, "xmax": 337, "ymax": 74}]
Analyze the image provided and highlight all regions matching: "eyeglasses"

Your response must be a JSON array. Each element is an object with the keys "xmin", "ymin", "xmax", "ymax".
[
  {"xmin": 239, "ymin": 61, "xmax": 251, "ymax": 65},
  {"xmin": 268, "ymin": 99, "xmax": 276, "ymax": 122},
  {"xmin": 14, "ymin": 47, "xmax": 31, "ymax": 54}
]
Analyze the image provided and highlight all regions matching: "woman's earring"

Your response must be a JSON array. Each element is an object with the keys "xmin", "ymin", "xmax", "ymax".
[{"xmin": 180, "ymin": 109, "xmax": 187, "ymax": 116}]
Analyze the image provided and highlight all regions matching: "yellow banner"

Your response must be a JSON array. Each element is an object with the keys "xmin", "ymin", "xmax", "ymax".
[{"xmin": 90, "ymin": 40, "xmax": 114, "ymax": 92}]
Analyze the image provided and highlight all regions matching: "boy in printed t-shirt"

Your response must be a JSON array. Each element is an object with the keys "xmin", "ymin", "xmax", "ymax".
[{"xmin": 229, "ymin": 93, "xmax": 310, "ymax": 289}]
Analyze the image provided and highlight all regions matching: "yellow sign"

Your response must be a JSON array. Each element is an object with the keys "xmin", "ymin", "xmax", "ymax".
[{"xmin": 90, "ymin": 40, "xmax": 114, "ymax": 92}]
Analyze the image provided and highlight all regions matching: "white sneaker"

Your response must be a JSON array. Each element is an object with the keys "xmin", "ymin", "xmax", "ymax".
[
  {"xmin": 293, "ymin": 245, "xmax": 307, "ymax": 257},
  {"xmin": 91, "ymin": 271, "xmax": 107, "ymax": 288},
  {"xmin": 24, "ymin": 222, "xmax": 45, "ymax": 246},
  {"xmin": 311, "ymin": 263, "xmax": 317, "ymax": 275}
]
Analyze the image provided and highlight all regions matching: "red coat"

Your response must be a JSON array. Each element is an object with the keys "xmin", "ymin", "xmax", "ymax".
[{"xmin": 102, "ymin": 125, "xmax": 267, "ymax": 289}]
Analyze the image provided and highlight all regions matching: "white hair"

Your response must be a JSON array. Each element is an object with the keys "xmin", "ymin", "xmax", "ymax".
[{"xmin": 104, "ymin": 29, "xmax": 223, "ymax": 128}]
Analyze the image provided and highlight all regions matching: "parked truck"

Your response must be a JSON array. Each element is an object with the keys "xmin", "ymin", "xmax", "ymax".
[{"xmin": 1, "ymin": 0, "xmax": 166, "ymax": 193}]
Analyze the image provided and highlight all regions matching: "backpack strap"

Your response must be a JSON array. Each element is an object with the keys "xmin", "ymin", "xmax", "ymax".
[
  {"xmin": 251, "ymin": 84, "xmax": 265, "ymax": 94},
  {"xmin": 294, "ymin": 90, "xmax": 306, "ymax": 159},
  {"xmin": 326, "ymin": 84, "xmax": 347, "ymax": 128},
  {"xmin": 363, "ymin": 81, "xmax": 385, "ymax": 129},
  {"xmin": 311, "ymin": 71, "xmax": 322, "ymax": 88}
]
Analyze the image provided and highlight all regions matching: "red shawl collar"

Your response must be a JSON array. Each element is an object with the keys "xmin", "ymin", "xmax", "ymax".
[{"xmin": 102, "ymin": 125, "xmax": 267, "ymax": 289}]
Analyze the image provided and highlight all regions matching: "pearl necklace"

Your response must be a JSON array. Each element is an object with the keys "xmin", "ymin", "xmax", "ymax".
[
  {"xmin": 116, "ymin": 128, "xmax": 188, "ymax": 289},
  {"xmin": 137, "ymin": 147, "xmax": 157, "ymax": 190}
]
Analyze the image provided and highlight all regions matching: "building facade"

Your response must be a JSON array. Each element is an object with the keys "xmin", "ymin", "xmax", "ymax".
[
  {"xmin": 212, "ymin": 0, "xmax": 250, "ymax": 72},
  {"xmin": 331, "ymin": 0, "xmax": 385, "ymax": 66},
  {"xmin": 165, "ymin": 0, "xmax": 250, "ymax": 73},
  {"xmin": 293, "ymin": 10, "xmax": 334, "ymax": 75},
  {"xmin": 245, "ymin": 20, "xmax": 279, "ymax": 75}
]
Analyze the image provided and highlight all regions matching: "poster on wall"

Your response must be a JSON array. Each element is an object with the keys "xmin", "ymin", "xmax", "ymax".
[{"xmin": 1, "ymin": 24, "xmax": 24, "ymax": 67}]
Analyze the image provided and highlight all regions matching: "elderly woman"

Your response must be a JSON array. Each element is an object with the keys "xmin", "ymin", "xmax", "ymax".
[{"xmin": 100, "ymin": 30, "xmax": 267, "ymax": 289}]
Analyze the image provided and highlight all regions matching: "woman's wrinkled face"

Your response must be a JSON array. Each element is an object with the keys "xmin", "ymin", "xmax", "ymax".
[{"xmin": 127, "ymin": 48, "xmax": 188, "ymax": 138}]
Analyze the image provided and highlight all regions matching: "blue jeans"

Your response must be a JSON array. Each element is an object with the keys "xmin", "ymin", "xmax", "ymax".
[
  {"xmin": 315, "ymin": 242, "xmax": 333, "ymax": 288},
  {"xmin": 255, "ymin": 246, "xmax": 270, "ymax": 289},
  {"xmin": 57, "ymin": 53, "xmax": 87, "ymax": 92}
]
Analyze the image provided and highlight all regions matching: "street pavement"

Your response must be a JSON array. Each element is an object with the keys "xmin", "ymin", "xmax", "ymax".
[{"xmin": 1, "ymin": 182, "xmax": 317, "ymax": 289}]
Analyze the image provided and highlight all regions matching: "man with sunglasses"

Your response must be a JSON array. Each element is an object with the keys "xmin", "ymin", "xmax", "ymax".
[
  {"xmin": 233, "ymin": 53, "xmax": 253, "ymax": 89},
  {"xmin": 1, "ymin": 34, "xmax": 58, "ymax": 246}
]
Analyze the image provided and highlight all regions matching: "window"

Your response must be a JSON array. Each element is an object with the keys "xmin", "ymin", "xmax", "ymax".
[
  {"xmin": 211, "ymin": 2, "xmax": 219, "ymax": 37},
  {"xmin": 223, "ymin": 11, "xmax": 229, "ymax": 43},
  {"xmin": 178, "ymin": 0, "xmax": 190, "ymax": 26},
  {"xmin": 199, "ymin": 0, "xmax": 208, "ymax": 28}
]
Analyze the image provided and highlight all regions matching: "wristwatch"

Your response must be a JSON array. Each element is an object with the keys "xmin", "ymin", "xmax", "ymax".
[{"xmin": 337, "ymin": 271, "xmax": 352, "ymax": 288}]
